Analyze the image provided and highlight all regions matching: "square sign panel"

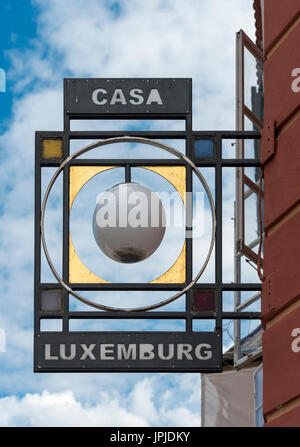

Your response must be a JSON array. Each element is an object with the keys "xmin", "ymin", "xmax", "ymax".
[
  {"xmin": 65, "ymin": 78, "xmax": 192, "ymax": 116},
  {"xmin": 68, "ymin": 165, "xmax": 187, "ymax": 285}
]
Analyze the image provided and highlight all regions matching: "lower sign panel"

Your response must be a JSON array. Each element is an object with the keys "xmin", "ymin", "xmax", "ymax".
[{"xmin": 35, "ymin": 332, "xmax": 222, "ymax": 372}]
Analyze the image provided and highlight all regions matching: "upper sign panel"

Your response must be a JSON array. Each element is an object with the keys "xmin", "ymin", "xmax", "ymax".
[{"xmin": 64, "ymin": 78, "xmax": 192, "ymax": 115}]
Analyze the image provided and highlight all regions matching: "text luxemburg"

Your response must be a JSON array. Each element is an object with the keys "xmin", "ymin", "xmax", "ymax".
[{"xmin": 44, "ymin": 342, "xmax": 213, "ymax": 361}]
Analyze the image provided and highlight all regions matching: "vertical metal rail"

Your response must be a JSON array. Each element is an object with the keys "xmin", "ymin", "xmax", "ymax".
[
  {"xmin": 125, "ymin": 164, "xmax": 131, "ymax": 183},
  {"xmin": 34, "ymin": 133, "xmax": 42, "ymax": 365},
  {"xmin": 62, "ymin": 92, "xmax": 70, "ymax": 333},
  {"xmin": 234, "ymin": 31, "xmax": 244, "ymax": 366},
  {"xmin": 185, "ymin": 114, "xmax": 193, "ymax": 332},
  {"xmin": 215, "ymin": 136, "xmax": 223, "ymax": 356}
]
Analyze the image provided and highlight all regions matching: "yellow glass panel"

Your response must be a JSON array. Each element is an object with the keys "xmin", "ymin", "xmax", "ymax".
[
  {"xmin": 69, "ymin": 166, "xmax": 115, "ymax": 210},
  {"xmin": 42, "ymin": 139, "xmax": 63, "ymax": 159},
  {"xmin": 142, "ymin": 166, "xmax": 186, "ymax": 203},
  {"xmin": 69, "ymin": 166, "xmax": 115, "ymax": 283},
  {"xmin": 69, "ymin": 235, "xmax": 109, "ymax": 283},
  {"xmin": 143, "ymin": 166, "xmax": 186, "ymax": 283},
  {"xmin": 68, "ymin": 165, "xmax": 186, "ymax": 284},
  {"xmin": 151, "ymin": 243, "xmax": 186, "ymax": 284}
]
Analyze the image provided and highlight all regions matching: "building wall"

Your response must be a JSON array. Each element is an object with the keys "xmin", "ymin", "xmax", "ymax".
[{"xmin": 262, "ymin": 0, "xmax": 300, "ymax": 427}]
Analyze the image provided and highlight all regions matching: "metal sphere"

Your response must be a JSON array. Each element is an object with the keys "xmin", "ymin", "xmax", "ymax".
[{"xmin": 92, "ymin": 182, "xmax": 166, "ymax": 263}]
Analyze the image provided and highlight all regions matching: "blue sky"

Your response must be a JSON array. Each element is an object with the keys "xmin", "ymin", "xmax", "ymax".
[
  {"xmin": 0, "ymin": 0, "xmax": 259, "ymax": 427},
  {"xmin": 0, "ymin": 1, "xmax": 39, "ymax": 131}
]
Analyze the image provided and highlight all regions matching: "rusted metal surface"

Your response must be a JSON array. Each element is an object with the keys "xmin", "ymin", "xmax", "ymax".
[
  {"xmin": 264, "ymin": 19, "xmax": 300, "ymax": 129},
  {"xmin": 262, "ymin": 208, "xmax": 300, "ymax": 322},
  {"xmin": 264, "ymin": 0, "xmax": 300, "ymax": 56},
  {"xmin": 263, "ymin": 305, "xmax": 300, "ymax": 416},
  {"xmin": 264, "ymin": 118, "xmax": 300, "ymax": 229}
]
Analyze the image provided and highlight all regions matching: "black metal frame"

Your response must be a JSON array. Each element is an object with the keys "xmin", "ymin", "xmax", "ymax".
[{"xmin": 34, "ymin": 79, "xmax": 261, "ymax": 373}]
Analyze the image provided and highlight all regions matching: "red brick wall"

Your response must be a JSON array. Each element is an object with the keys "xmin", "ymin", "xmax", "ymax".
[{"xmin": 262, "ymin": 0, "xmax": 300, "ymax": 427}]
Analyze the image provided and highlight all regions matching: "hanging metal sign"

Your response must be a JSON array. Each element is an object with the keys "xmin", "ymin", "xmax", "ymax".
[
  {"xmin": 65, "ymin": 78, "xmax": 191, "ymax": 115},
  {"xmin": 34, "ymin": 77, "xmax": 261, "ymax": 373}
]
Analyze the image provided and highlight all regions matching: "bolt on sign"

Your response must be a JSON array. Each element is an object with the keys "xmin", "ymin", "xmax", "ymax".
[{"xmin": 34, "ymin": 78, "xmax": 261, "ymax": 373}]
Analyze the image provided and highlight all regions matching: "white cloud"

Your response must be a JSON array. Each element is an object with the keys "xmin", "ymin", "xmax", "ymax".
[
  {"xmin": 9, "ymin": 0, "xmax": 256, "ymax": 130},
  {"xmin": 0, "ymin": 390, "xmax": 145, "ymax": 427},
  {"xmin": 0, "ymin": 380, "xmax": 200, "ymax": 427}
]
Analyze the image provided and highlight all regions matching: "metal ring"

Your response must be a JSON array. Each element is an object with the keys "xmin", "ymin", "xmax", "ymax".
[{"xmin": 41, "ymin": 136, "xmax": 216, "ymax": 312}]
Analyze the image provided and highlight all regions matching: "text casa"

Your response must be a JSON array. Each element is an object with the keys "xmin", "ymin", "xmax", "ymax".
[{"xmin": 92, "ymin": 88, "xmax": 163, "ymax": 106}]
